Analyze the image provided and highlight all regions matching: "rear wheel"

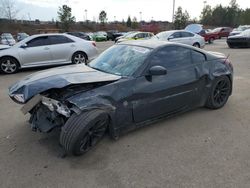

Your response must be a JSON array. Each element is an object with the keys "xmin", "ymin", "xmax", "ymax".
[
  {"xmin": 72, "ymin": 52, "xmax": 87, "ymax": 64},
  {"xmin": 208, "ymin": 37, "xmax": 214, "ymax": 44},
  {"xmin": 205, "ymin": 76, "xmax": 231, "ymax": 109},
  {"xmin": 60, "ymin": 110, "xmax": 109, "ymax": 156},
  {"xmin": 0, "ymin": 57, "xmax": 19, "ymax": 74},
  {"xmin": 193, "ymin": 43, "xmax": 200, "ymax": 48}
]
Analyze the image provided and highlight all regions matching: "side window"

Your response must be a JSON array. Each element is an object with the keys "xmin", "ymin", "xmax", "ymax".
[
  {"xmin": 181, "ymin": 32, "xmax": 194, "ymax": 38},
  {"xmin": 171, "ymin": 32, "xmax": 181, "ymax": 38},
  {"xmin": 191, "ymin": 50, "xmax": 206, "ymax": 64},
  {"xmin": 26, "ymin": 36, "xmax": 50, "ymax": 47},
  {"xmin": 199, "ymin": 30, "xmax": 206, "ymax": 35},
  {"xmin": 49, "ymin": 35, "xmax": 74, "ymax": 45},
  {"xmin": 150, "ymin": 46, "xmax": 192, "ymax": 69},
  {"xmin": 136, "ymin": 33, "xmax": 143, "ymax": 38}
]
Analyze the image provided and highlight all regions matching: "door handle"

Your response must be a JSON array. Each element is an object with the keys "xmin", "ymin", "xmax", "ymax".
[
  {"xmin": 70, "ymin": 44, "xmax": 76, "ymax": 47},
  {"xmin": 44, "ymin": 47, "xmax": 50, "ymax": 50}
]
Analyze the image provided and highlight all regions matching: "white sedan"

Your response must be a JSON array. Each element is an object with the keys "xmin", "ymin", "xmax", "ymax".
[
  {"xmin": 155, "ymin": 30, "xmax": 205, "ymax": 48},
  {"xmin": 0, "ymin": 33, "xmax": 98, "ymax": 74}
]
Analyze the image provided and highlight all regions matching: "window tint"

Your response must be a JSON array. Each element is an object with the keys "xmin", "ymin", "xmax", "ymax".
[
  {"xmin": 49, "ymin": 35, "xmax": 74, "ymax": 45},
  {"xmin": 181, "ymin": 32, "xmax": 194, "ymax": 38},
  {"xmin": 191, "ymin": 50, "xmax": 206, "ymax": 64},
  {"xmin": 171, "ymin": 32, "xmax": 181, "ymax": 38},
  {"xmin": 26, "ymin": 36, "xmax": 50, "ymax": 47},
  {"xmin": 151, "ymin": 46, "xmax": 192, "ymax": 69}
]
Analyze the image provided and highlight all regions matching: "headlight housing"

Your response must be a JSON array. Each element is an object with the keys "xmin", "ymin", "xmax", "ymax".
[{"xmin": 13, "ymin": 94, "xmax": 25, "ymax": 103}]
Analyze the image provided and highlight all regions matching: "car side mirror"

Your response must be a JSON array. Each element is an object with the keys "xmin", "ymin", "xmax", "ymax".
[
  {"xmin": 148, "ymin": 66, "xmax": 167, "ymax": 76},
  {"xmin": 20, "ymin": 43, "xmax": 27, "ymax": 48}
]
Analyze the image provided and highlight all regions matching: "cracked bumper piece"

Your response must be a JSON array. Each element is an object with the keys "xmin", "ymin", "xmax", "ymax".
[{"xmin": 21, "ymin": 95, "xmax": 71, "ymax": 132}]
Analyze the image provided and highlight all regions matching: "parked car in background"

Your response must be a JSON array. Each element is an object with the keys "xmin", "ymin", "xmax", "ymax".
[
  {"xmin": 185, "ymin": 24, "xmax": 219, "ymax": 44},
  {"xmin": 107, "ymin": 30, "xmax": 124, "ymax": 41},
  {"xmin": 66, "ymin": 32, "xmax": 91, "ymax": 41},
  {"xmin": 229, "ymin": 25, "xmax": 250, "ymax": 36},
  {"xmin": 8, "ymin": 40, "xmax": 233, "ymax": 156},
  {"xmin": 1, "ymin": 33, "xmax": 16, "ymax": 46},
  {"xmin": 155, "ymin": 30, "xmax": 205, "ymax": 48},
  {"xmin": 92, "ymin": 32, "xmax": 107, "ymax": 42},
  {"xmin": 114, "ymin": 31, "xmax": 138, "ymax": 43},
  {"xmin": 0, "ymin": 33, "xmax": 98, "ymax": 74},
  {"xmin": 211, "ymin": 27, "xmax": 232, "ymax": 38},
  {"xmin": 227, "ymin": 29, "xmax": 250, "ymax": 48},
  {"xmin": 199, "ymin": 29, "xmax": 219, "ymax": 43},
  {"xmin": 85, "ymin": 32, "xmax": 94, "ymax": 40},
  {"xmin": 116, "ymin": 31, "xmax": 154, "ymax": 43},
  {"xmin": 17, "ymin": 33, "xmax": 29, "ymax": 42}
]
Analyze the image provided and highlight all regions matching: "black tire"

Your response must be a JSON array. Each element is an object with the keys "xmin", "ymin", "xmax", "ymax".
[
  {"xmin": 0, "ymin": 57, "xmax": 19, "ymax": 74},
  {"xmin": 71, "ymin": 52, "xmax": 87, "ymax": 64},
  {"xmin": 193, "ymin": 43, "xmax": 200, "ymax": 48},
  {"xmin": 208, "ymin": 37, "xmax": 214, "ymax": 44},
  {"xmin": 60, "ymin": 110, "xmax": 109, "ymax": 156},
  {"xmin": 205, "ymin": 76, "xmax": 231, "ymax": 109}
]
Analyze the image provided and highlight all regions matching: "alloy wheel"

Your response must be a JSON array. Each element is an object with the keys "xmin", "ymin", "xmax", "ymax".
[
  {"xmin": 79, "ymin": 118, "xmax": 107, "ymax": 153},
  {"xmin": 213, "ymin": 79, "xmax": 230, "ymax": 106},
  {"xmin": 1, "ymin": 59, "xmax": 17, "ymax": 73},
  {"xmin": 73, "ymin": 54, "xmax": 86, "ymax": 64}
]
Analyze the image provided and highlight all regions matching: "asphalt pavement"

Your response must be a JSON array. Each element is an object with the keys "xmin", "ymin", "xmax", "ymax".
[{"xmin": 0, "ymin": 40, "xmax": 250, "ymax": 188}]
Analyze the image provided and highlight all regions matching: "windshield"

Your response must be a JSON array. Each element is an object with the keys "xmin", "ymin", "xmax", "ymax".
[
  {"xmin": 241, "ymin": 29, "xmax": 250, "ymax": 36},
  {"xmin": 212, "ymin": 28, "xmax": 221, "ymax": 32},
  {"xmin": 156, "ymin": 31, "xmax": 172, "ymax": 40},
  {"xmin": 125, "ymin": 32, "xmax": 138, "ymax": 38},
  {"xmin": 1, "ymin": 34, "xmax": 14, "ymax": 40},
  {"xmin": 89, "ymin": 45, "xmax": 151, "ymax": 76}
]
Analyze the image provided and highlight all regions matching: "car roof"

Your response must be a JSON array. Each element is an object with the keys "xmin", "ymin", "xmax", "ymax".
[{"xmin": 30, "ymin": 33, "xmax": 68, "ymax": 37}]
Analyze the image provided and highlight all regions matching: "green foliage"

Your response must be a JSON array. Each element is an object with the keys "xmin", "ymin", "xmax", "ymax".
[
  {"xmin": 199, "ymin": 0, "xmax": 250, "ymax": 27},
  {"xmin": 57, "ymin": 5, "xmax": 75, "ymax": 32},
  {"xmin": 131, "ymin": 17, "xmax": 138, "ymax": 29},
  {"xmin": 99, "ymin": 10, "xmax": 107, "ymax": 24},
  {"xmin": 127, "ymin": 16, "xmax": 132, "ymax": 27},
  {"xmin": 173, "ymin": 7, "xmax": 190, "ymax": 29},
  {"xmin": 200, "ymin": 5, "xmax": 213, "ymax": 25}
]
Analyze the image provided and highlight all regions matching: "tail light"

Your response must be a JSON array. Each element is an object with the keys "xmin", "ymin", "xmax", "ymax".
[{"xmin": 92, "ymin": 42, "xmax": 96, "ymax": 47}]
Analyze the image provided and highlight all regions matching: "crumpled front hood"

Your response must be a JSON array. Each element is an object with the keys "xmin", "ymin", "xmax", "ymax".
[{"xmin": 9, "ymin": 64, "xmax": 121, "ymax": 103}]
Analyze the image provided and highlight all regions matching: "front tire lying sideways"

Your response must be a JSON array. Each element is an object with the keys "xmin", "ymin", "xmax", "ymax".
[{"xmin": 60, "ymin": 110, "xmax": 109, "ymax": 156}]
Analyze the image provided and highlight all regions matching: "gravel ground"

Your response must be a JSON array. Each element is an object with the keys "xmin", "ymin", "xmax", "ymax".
[{"xmin": 0, "ymin": 40, "xmax": 250, "ymax": 188}]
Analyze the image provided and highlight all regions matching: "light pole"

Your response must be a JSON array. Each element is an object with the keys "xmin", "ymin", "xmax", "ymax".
[
  {"xmin": 172, "ymin": 0, "xmax": 175, "ymax": 23},
  {"xmin": 85, "ymin": 9, "xmax": 87, "ymax": 22},
  {"xmin": 139, "ymin": 11, "xmax": 142, "ymax": 22}
]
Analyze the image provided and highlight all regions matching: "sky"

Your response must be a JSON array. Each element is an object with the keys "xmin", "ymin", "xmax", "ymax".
[{"xmin": 15, "ymin": 0, "xmax": 250, "ymax": 22}]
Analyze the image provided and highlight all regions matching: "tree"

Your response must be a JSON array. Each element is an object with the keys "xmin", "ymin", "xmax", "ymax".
[
  {"xmin": 239, "ymin": 8, "xmax": 250, "ymax": 25},
  {"xmin": 0, "ymin": 0, "xmax": 18, "ymax": 20},
  {"xmin": 126, "ymin": 16, "xmax": 132, "ymax": 27},
  {"xmin": 99, "ymin": 10, "xmax": 107, "ymax": 24},
  {"xmin": 131, "ymin": 17, "xmax": 138, "ymax": 29},
  {"xmin": 173, "ymin": 7, "xmax": 190, "ymax": 29},
  {"xmin": 200, "ymin": 5, "xmax": 213, "ymax": 25},
  {"xmin": 57, "ymin": 5, "xmax": 75, "ymax": 32}
]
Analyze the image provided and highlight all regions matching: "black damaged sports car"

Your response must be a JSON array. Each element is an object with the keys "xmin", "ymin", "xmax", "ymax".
[
  {"xmin": 227, "ymin": 29, "xmax": 250, "ymax": 48},
  {"xmin": 9, "ymin": 40, "xmax": 233, "ymax": 156}
]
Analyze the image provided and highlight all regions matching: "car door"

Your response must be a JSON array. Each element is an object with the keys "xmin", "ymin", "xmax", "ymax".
[
  {"xmin": 181, "ymin": 31, "xmax": 195, "ymax": 45},
  {"xmin": 168, "ymin": 32, "xmax": 183, "ymax": 43},
  {"xmin": 18, "ymin": 36, "xmax": 53, "ymax": 67},
  {"xmin": 132, "ymin": 46, "xmax": 204, "ymax": 123},
  {"xmin": 48, "ymin": 35, "xmax": 76, "ymax": 64}
]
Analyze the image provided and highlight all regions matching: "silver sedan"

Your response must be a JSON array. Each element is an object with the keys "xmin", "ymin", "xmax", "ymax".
[
  {"xmin": 0, "ymin": 33, "xmax": 98, "ymax": 74},
  {"xmin": 154, "ymin": 30, "xmax": 205, "ymax": 48}
]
